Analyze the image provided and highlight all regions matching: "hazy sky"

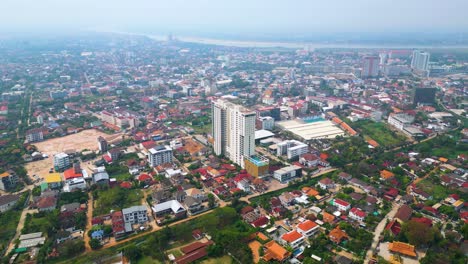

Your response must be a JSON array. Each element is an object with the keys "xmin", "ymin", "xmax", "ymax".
[{"xmin": 1, "ymin": 0, "xmax": 468, "ymax": 35}]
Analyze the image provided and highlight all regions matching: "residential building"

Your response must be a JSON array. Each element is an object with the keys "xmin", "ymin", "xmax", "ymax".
[
  {"xmin": 273, "ymin": 165, "xmax": 302, "ymax": 183},
  {"xmin": 276, "ymin": 140, "xmax": 308, "ymax": 160},
  {"xmin": 212, "ymin": 99, "xmax": 256, "ymax": 168},
  {"xmin": 332, "ymin": 198, "xmax": 351, "ymax": 211},
  {"xmin": 262, "ymin": 240, "xmax": 291, "ymax": 262},
  {"xmin": 297, "ymin": 220, "xmax": 319, "ymax": 238},
  {"xmin": 349, "ymin": 207, "xmax": 366, "ymax": 222},
  {"xmin": 0, "ymin": 194, "xmax": 19, "ymax": 212},
  {"xmin": 92, "ymin": 167, "xmax": 110, "ymax": 185},
  {"xmin": 148, "ymin": 145, "xmax": 173, "ymax": 167},
  {"xmin": 25, "ymin": 128, "xmax": 44, "ymax": 143},
  {"xmin": 122, "ymin": 205, "xmax": 148, "ymax": 224},
  {"xmin": 281, "ymin": 230, "xmax": 304, "ymax": 248},
  {"xmin": 361, "ymin": 56, "xmax": 380, "ymax": 78},
  {"xmin": 318, "ymin": 178, "xmax": 335, "ymax": 189},
  {"xmin": 388, "ymin": 242, "xmax": 417, "ymax": 258},
  {"xmin": 0, "ymin": 171, "xmax": 19, "ymax": 191},
  {"xmin": 329, "ymin": 227, "xmax": 348, "ymax": 244},
  {"xmin": 54, "ymin": 152, "xmax": 71, "ymax": 171},
  {"xmin": 411, "ymin": 50, "xmax": 430, "ymax": 72},
  {"xmin": 152, "ymin": 200, "xmax": 187, "ymax": 218}
]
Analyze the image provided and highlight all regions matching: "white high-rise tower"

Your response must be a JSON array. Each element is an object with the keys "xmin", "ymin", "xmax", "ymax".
[{"xmin": 212, "ymin": 99, "xmax": 256, "ymax": 168}]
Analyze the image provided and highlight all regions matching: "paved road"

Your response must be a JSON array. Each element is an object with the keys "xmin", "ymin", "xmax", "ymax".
[{"xmin": 364, "ymin": 202, "xmax": 399, "ymax": 262}]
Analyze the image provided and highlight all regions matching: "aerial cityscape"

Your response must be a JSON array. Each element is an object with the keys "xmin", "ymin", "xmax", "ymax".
[{"xmin": 0, "ymin": 1, "xmax": 467, "ymax": 264}]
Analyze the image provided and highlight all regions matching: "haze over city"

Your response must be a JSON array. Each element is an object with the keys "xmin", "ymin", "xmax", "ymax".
[{"xmin": 2, "ymin": 0, "xmax": 468, "ymax": 45}]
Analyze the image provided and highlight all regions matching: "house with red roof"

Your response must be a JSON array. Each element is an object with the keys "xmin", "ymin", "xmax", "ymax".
[
  {"xmin": 385, "ymin": 220, "xmax": 401, "ymax": 236},
  {"xmin": 111, "ymin": 211, "xmax": 126, "ymax": 240},
  {"xmin": 137, "ymin": 174, "xmax": 153, "ymax": 185},
  {"xmin": 349, "ymin": 207, "xmax": 366, "ymax": 222},
  {"xmin": 120, "ymin": 181, "xmax": 132, "ymax": 189},
  {"xmin": 281, "ymin": 230, "xmax": 304, "ymax": 249},
  {"xmin": 411, "ymin": 217, "xmax": 432, "ymax": 227},
  {"xmin": 332, "ymin": 198, "xmax": 351, "ymax": 211},
  {"xmin": 297, "ymin": 220, "xmax": 319, "ymax": 238}
]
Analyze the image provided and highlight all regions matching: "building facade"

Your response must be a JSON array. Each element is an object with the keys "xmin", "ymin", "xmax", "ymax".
[
  {"xmin": 53, "ymin": 153, "xmax": 71, "ymax": 171},
  {"xmin": 148, "ymin": 145, "xmax": 173, "ymax": 167},
  {"xmin": 212, "ymin": 99, "xmax": 256, "ymax": 168}
]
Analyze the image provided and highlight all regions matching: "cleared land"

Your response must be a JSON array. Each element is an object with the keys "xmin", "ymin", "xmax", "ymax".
[{"xmin": 25, "ymin": 129, "xmax": 121, "ymax": 178}]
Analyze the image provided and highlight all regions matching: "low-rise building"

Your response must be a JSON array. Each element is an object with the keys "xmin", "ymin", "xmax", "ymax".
[
  {"xmin": 0, "ymin": 170, "xmax": 19, "ymax": 191},
  {"xmin": 273, "ymin": 165, "xmax": 302, "ymax": 183},
  {"xmin": 297, "ymin": 220, "xmax": 319, "ymax": 238},
  {"xmin": 276, "ymin": 140, "xmax": 308, "ymax": 160},
  {"xmin": 0, "ymin": 194, "xmax": 19, "ymax": 212},
  {"xmin": 349, "ymin": 207, "xmax": 366, "ymax": 222},
  {"xmin": 122, "ymin": 205, "xmax": 148, "ymax": 224},
  {"xmin": 281, "ymin": 230, "xmax": 304, "ymax": 249}
]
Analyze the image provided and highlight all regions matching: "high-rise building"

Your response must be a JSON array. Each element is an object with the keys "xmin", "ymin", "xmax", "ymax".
[
  {"xmin": 212, "ymin": 99, "xmax": 256, "ymax": 168},
  {"xmin": 412, "ymin": 87, "xmax": 437, "ymax": 105},
  {"xmin": 97, "ymin": 136, "xmax": 108, "ymax": 153},
  {"xmin": 148, "ymin": 145, "xmax": 173, "ymax": 167},
  {"xmin": 411, "ymin": 51, "xmax": 430, "ymax": 72},
  {"xmin": 361, "ymin": 56, "xmax": 380, "ymax": 78}
]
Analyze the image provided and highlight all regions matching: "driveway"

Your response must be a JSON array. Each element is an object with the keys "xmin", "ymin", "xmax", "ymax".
[{"xmin": 364, "ymin": 202, "xmax": 399, "ymax": 262}]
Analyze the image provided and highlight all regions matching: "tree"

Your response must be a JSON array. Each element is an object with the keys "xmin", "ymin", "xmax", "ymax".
[
  {"xmin": 123, "ymin": 244, "xmax": 141, "ymax": 261},
  {"xmin": 208, "ymin": 193, "xmax": 215, "ymax": 208},
  {"xmin": 89, "ymin": 238, "xmax": 102, "ymax": 250},
  {"xmin": 207, "ymin": 244, "xmax": 223, "ymax": 257},
  {"xmin": 402, "ymin": 220, "xmax": 435, "ymax": 247}
]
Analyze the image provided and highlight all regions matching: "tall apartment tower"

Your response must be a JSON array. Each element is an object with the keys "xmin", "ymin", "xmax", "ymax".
[
  {"xmin": 411, "ymin": 50, "xmax": 430, "ymax": 71},
  {"xmin": 361, "ymin": 56, "xmax": 380, "ymax": 78},
  {"xmin": 97, "ymin": 136, "xmax": 108, "ymax": 153},
  {"xmin": 212, "ymin": 99, "xmax": 256, "ymax": 168}
]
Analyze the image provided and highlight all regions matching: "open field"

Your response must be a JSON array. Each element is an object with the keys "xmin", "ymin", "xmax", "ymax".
[
  {"xmin": 25, "ymin": 129, "xmax": 121, "ymax": 178},
  {"xmin": 353, "ymin": 120, "xmax": 407, "ymax": 147}
]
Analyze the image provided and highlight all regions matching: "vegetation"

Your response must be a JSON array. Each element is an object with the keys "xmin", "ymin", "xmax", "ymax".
[
  {"xmin": 93, "ymin": 186, "xmax": 142, "ymax": 216},
  {"xmin": 353, "ymin": 120, "xmax": 408, "ymax": 148}
]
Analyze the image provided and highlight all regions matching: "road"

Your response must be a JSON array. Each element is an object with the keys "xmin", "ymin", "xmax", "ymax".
[
  {"xmin": 4, "ymin": 194, "xmax": 37, "ymax": 256},
  {"xmin": 84, "ymin": 192, "xmax": 94, "ymax": 252},
  {"xmin": 364, "ymin": 202, "xmax": 399, "ymax": 262}
]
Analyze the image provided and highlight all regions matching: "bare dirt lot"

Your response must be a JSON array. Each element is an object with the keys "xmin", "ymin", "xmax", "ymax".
[{"xmin": 25, "ymin": 129, "xmax": 121, "ymax": 178}]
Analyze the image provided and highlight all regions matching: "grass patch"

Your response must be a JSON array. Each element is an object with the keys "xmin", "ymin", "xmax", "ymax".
[
  {"xmin": 0, "ymin": 210, "xmax": 22, "ymax": 251},
  {"xmin": 353, "ymin": 120, "xmax": 407, "ymax": 147},
  {"xmin": 112, "ymin": 172, "xmax": 132, "ymax": 181},
  {"xmin": 136, "ymin": 256, "xmax": 163, "ymax": 264},
  {"xmin": 200, "ymin": 255, "xmax": 233, "ymax": 264},
  {"xmin": 166, "ymin": 248, "xmax": 183, "ymax": 257},
  {"xmin": 93, "ymin": 187, "xmax": 142, "ymax": 216},
  {"xmin": 417, "ymin": 179, "xmax": 449, "ymax": 200}
]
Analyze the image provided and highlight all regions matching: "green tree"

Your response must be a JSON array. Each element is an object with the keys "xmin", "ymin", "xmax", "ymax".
[{"xmin": 89, "ymin": 238, "xmax": 102, "ymax": 250}]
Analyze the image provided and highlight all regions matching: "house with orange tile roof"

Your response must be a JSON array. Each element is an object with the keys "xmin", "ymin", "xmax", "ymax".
[
  {"xmin": 281, "ymin": 230, "xmax": 304, "ymax": 248},
  {"xmin": 380, "ymin": 170, "xmax": 395, "ymax": 180},
  {"xmin": 263, "ymin": 240, "xmax": 291, "ymax": 262},
  {"xmin": 388, "ymin": 241, "xmax": 417, "ymax": 257},
  {"xmin": 297, "ymin": 220, "xmax": 319, "ymax": 238},
  {"xmin": 301, "ymin": 187, "xmax": 319, "ymax": 197},
  {"xmin": 329, "ymin": 227, "xmax": 348, "ymax": 244},
  {"xmin": 322, "ymin": 212, "xmax": 336, "ymax": 223}
]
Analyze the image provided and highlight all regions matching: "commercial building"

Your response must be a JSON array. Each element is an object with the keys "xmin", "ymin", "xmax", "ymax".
[
  {"xmin": 0, "ymin": 171, "xmax": 19, "ymax": 191},
  {"xmin": 276, "ymin": 119, "xmax": 345, "ymax": 140},
  {"xmin": 212, "ymin": 99, "xmax": 256, "ymax": 168},
  {"xmin": 276, "ymin": 140, "xmax": 308, "ymax": 160},
  {"xmin": 273, "ymin": 165, "xmax": 302, "ymax": 183},
  {"xmin": 54, "ymin": 153, "xmax": 70, "ymax": 171},
  {"xmin": 361, "ymin": 56, "xmax": 380, "ymax": 78},
  {"xmin": 122, "ymin": 205, "xmax": 148, "ymax": 224},
  {"xmin": 244, "ymin": 155, "xmax": 270, "ymax": 178},
  {"xmin": 412, "ymin": 87, "xmax": 437, "ymax": 105},
  {"xmin": 148, "ymin": 145, "xmax": 173, "ymax": 167},
  {"xmin": 388, "ymin": 113, "xmax": 414, "ymax": 130}
]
